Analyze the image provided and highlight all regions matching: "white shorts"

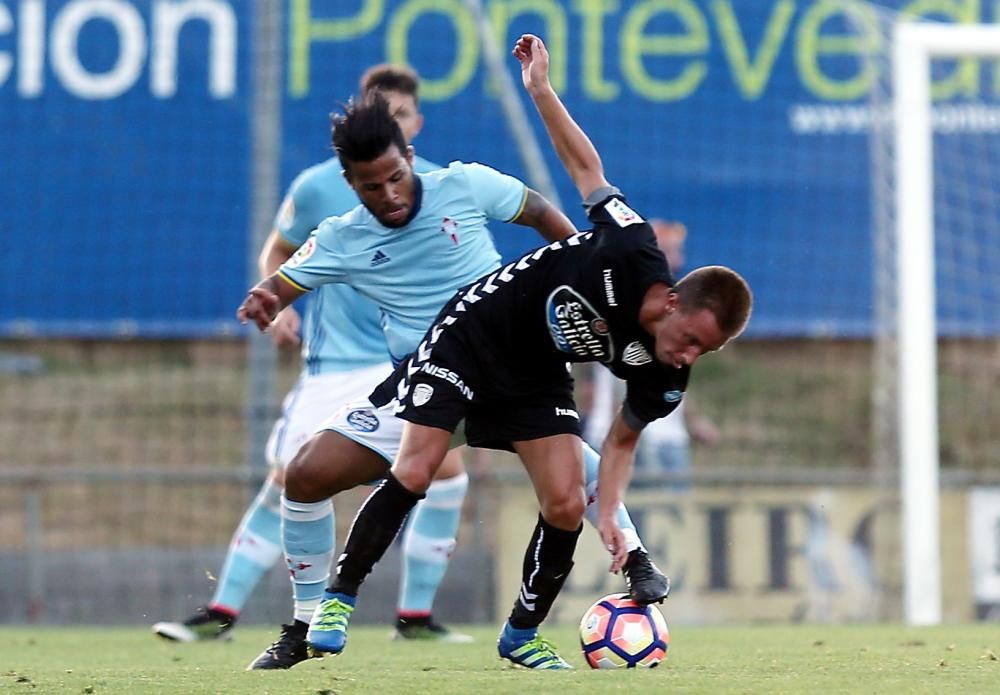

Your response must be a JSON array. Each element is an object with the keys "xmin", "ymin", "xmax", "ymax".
[
  {"xmin": 318, "ymin": 399, "xmax": 468, "ymax": 465},
  {"xmin": 264, "ymin": 362, "xmax": 392, "ymax": 468},
  {"xmin": 318, "ymin": 398, "xmax": 407, "ymax": 466}
]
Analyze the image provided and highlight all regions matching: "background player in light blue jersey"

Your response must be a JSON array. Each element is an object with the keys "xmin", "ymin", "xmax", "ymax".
[
  {"xmin": 154, "ymin": 66, "xmax": 472, "ymax": 658},
  {"xmin": 237, "ymin": 93, "xmax": 670, "ymax": 668}
]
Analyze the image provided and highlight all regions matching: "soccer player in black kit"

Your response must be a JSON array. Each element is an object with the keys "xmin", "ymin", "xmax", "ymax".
[{"xmin": 306, "ymin": 34, "xmax": 753, "ymax": 669}]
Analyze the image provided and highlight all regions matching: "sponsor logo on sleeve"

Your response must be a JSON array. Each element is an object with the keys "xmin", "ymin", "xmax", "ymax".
[
  {"xmin": 277, "ymin": 196, "xmax": 295, "ymax": 231},
  {"xmin": 622, "ymin": 341, "xmax": 653, "ymax": 366},
  {"xmin": 555, "ymin": 407, "xmax": 580, "ymax": 419},
  {"xmin": 286, "ymin": 236, "xmax": 316, "ymax": 267},
  {"xmin": 663, "ymin": 390, "xmax": 684, "ymax": 403},
  {"xmin": 346, "ymin": 409, "xmax": 380, "ymax": 432},
  {"xmin": 604, "ymin": 198, "xmax": 644, "ymax": 227}
]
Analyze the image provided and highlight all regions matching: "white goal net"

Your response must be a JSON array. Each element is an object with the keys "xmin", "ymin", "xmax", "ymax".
[{"xmin": 867, "ymin": 7, "xmax": 1000, "ymax": 625}]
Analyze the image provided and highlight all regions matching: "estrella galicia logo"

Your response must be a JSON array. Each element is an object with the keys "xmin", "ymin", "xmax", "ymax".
[
  {"xmin": 346, "ymin": 409, "xmax": 379, "ymax": 432},
  {"xmin": 663, "ymin": 390, "xmax": 683, "ymax": 403},
  {"xmin": 545, "ymin": 286, "xmax": 613, "ymax": 362}
]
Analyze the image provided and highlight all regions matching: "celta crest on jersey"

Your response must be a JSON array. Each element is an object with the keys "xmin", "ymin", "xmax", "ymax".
[
  {"xmin": 546, "ymin": 286, "xmax": 613, "ymax": 362},
  {"xmin": 622, "ymin": 340, "xmax": 653, "ymax": 366},
  {"xmin": 441, "ymin": 216, "xmax": 459, "ymax": 244},
  {"xmin": 604, "ymin": 198, "xmax": 644, "ymax": 227}
]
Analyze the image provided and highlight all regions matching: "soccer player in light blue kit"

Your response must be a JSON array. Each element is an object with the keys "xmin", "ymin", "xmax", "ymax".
[
  {"xmin": 154, "ymin": 66, "xmax": 472, "ymax": 658},
  {"xmin": 237, "ymin": 92, "xmax": 670, "ymax": 668}
]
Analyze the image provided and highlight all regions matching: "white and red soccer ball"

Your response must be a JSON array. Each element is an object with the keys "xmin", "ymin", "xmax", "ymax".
[{"xmin": 579, "ymin": 593, "xmax": 670, "ymax": 669}]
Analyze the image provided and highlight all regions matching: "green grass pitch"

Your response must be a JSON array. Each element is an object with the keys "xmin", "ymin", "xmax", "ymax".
[{"xmin": 3, "ymin": 624, "xmax": 999, "ymax": 694}]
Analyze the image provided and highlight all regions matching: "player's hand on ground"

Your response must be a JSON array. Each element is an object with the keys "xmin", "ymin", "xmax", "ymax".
[
  {"xmin": 513, "ymin": 34, "xmax": 551, "ymax": 94},
  {"xmin": 270, "ymin": 305, "xmax": 302, "ymax": 349},
  {"xmin": 598, "ymin": 516, "xmax": 628, "ymax": 573},
  {"xmin": 236, "ymin": 287, "xmax": 280, "ymax": 331}
]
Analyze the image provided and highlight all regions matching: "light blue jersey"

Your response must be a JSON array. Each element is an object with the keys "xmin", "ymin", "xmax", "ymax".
[
  {"xmin": 274, "ymin": 155, "xmax": 440, "ymax": 374},
  {"xmin": 279, "ymin": 161, "xmax": 527, "ymax": 363}
]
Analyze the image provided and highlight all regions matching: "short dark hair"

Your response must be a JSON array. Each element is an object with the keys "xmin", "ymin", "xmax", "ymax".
[
  {"xmin": 330, "ymin": 92, "xmax": 408, "ymax": 173},
  {"xmin": 674, "ymin": 266, "xmax": 753, "ymax": 339},
  {"xmin": 359, "ymin": 63, "xmax": 421, "ymax": 103}
]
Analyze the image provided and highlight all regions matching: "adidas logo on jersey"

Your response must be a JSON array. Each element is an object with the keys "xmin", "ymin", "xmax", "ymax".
[{"xmin": 370, "ymin": 250, "xmax": 390, "ymax": 267}]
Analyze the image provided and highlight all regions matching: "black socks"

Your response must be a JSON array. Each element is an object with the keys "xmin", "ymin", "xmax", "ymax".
[
  {"xmin": 330, "ymin": 473, "xmax": 425, "ymax": 596},
  {"xmin": 509, "ymin": 514, "xmax": 582, "ymax": 629}
]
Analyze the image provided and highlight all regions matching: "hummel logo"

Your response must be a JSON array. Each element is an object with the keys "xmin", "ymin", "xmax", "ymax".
[
  {"xmin": 554, "ymin": 407, "xmax": 579, "ymax": 419},
  {"xmin": 370, "ymin": 250, "xmax": 390, "ymax": 267}
]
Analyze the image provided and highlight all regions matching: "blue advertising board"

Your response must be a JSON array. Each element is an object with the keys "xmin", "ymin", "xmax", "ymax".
[{"xmin": 1, "ymin": 0, "xmax": 998, "ymax": 337}]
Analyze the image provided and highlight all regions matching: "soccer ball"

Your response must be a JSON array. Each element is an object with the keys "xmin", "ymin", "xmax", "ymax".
[{"xmin": 579, "ymin": 593, "xmax": 669, "ymax": 669}]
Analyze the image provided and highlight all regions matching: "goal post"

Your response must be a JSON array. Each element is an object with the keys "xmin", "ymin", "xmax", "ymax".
[{"xmin": 893, "ymin": 21, "xmax": 1000, "ymax": 626}]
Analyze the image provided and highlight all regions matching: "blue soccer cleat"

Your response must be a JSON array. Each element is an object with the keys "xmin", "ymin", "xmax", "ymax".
[
  {"xmin": 307, "ymin": 592, "xmax": 356, "ymax": 655},
  {"xmin": 497, "ymin": 622, "xmax": 573, "ymax": 670}
]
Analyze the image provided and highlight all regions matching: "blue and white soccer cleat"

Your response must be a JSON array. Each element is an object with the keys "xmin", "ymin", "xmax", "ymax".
[
  {"xmin": 497, "ymin": 622, "xmax": 573, "ymax": 670},
  {"xmin": 307, "ymin": 592, "xmax": 356, "ymax": 655}
]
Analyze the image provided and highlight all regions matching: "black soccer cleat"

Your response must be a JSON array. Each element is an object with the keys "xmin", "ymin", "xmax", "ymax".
[
  {"xmin": 153, "ymin": 605, "xmax": 236, "ymax": 642},
  {"xmin": 622, "ymin": 548, "xmax": 671, "ymax": 605},
  {"xmin": 393, "ymin": 615, "xmax": 473, "ymax": 643},
  {"xmin": 246, "ymin": 621, "xmax": 319, "ymax": 670}
]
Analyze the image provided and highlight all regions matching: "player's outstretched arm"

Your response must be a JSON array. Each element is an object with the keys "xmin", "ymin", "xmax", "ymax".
[
  {"xmin": 513, "ymin": 34, "xmax": 609, "ymax": 201},
  {"xmin": 236, "ymin": 274, "xmax": 305, "ymax": 332}
]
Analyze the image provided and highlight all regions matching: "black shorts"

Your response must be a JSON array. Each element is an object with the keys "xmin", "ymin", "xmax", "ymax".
[{"xmin": 373, "ymin": 330, "xmax": 582, "ymax": 453}]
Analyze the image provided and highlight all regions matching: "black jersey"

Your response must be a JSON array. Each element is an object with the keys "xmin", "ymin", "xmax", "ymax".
[{"xmin": 385, "ymin": 190, "xmax": 690, "ymax": 429}]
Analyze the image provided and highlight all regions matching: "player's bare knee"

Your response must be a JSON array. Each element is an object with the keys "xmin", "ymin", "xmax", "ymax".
[
  {"xmin": 541, "ymin": 490, "xmax": 586, "ymax": 530},
  {"xmin": 393, "ymin": 455, "xmax": 441, "ymax": 494},
  {"xmin": 284, "ymin": 452, "xmax": 321, "ymax": 502},
  {"xmin": 283, "ymin": 438, "xmax": 342, "ymax": 502}
]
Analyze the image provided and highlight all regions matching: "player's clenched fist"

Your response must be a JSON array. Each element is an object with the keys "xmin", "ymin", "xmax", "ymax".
[{"xmin": 237, "ymin": 287, "xmax": 281, "ymax": 331}]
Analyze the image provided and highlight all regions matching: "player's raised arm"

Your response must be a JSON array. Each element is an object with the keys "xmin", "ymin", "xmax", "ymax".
[{"xmin": 513, "ymin": 34, "xmax": 609, "ymax": 201}]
